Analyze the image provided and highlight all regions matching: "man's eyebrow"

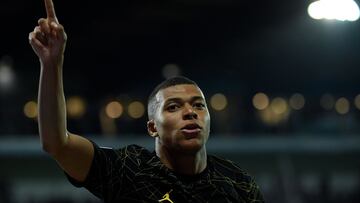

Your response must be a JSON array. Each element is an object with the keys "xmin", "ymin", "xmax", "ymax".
[{"xmin": 164, "ymin": 96, "xmax": 205, "ymax": 104}]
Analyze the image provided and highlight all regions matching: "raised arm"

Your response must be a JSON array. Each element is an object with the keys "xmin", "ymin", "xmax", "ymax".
[{"xmin": 29, "ymin": 0, "xmax": 94, "ymax": 182}]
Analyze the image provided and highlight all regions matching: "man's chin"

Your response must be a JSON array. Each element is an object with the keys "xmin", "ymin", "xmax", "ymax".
[{"xmin": 177, "ymin": 139, "xmax": 205, "ymax": 154}]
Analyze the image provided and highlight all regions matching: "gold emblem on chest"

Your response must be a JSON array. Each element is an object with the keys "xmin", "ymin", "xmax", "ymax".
[{"xmin": 158, "ymin": 189, "xmax": 174, "ymax": 203}]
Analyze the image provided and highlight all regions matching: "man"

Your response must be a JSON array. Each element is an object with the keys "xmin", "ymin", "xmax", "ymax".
[{"xmin": 29, "ymin": 0, "xmax": 265, "ymax": 202}]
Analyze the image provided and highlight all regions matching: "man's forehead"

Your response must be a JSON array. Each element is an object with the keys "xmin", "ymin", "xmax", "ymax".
[{"xmin": 155, "ymin": 84, "xmax": 205, "ymax": 102}]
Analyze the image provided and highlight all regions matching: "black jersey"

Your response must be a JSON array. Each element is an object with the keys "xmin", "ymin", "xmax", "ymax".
[{"xmin": 66, "ymin": 141, "xmax": 264, "ymax": 203}]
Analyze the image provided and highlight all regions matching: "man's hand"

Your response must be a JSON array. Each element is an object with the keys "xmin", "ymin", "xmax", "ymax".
[{"xmin": 29, "ymin": 0, "xmax": 67, "ymax": 66}]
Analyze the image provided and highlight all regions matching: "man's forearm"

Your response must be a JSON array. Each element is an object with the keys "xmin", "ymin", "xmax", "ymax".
[{"xmin": 38, "ymin": 60, "xmax": 68, "ymax": 155}]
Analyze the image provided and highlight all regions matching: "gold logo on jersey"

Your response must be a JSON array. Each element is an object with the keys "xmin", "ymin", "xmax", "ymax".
[{"xmin": 158, "ymin": 189, "xmax": 174, "ymax": 203}]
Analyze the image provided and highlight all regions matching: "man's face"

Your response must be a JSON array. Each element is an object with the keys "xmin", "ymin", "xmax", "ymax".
[{"xmin": 151, "ymin": 84, "xmax": 211, "ymax": 154}]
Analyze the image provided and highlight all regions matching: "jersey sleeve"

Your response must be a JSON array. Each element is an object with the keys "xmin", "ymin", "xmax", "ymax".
[
  {"xmin": 246, "ymin": 176, "xmax": 265, "ymax": 203},
  {"xmin": 233, "ymin": 165, "xmax": 265, "ymax": 203},
  {"xmin": 209, "ymin": 155, "xmax": 265, "ymax": 203},
  {"xmin": 65, "ymin": 140, "xmax": 128, "ymax": 201}
]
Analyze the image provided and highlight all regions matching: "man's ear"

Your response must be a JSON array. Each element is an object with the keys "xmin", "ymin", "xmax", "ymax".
[{"xmin": 147, "ymin": 120, "xmax": 158, "ymax": 137}]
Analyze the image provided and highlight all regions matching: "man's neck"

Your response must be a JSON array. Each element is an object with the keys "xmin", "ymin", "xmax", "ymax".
[{"xmin": 155, "ymin": 142, "xmax": 207, "ymax": 175}]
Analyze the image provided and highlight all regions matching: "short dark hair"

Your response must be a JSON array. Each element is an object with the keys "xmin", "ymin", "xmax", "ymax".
[{"xmin": 147, "ymin": 76, "xmax": 198, "ymax": 120}]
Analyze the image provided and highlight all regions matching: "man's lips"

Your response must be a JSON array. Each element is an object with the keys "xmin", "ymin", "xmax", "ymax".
[
  {"xmin": 181, "ymin": 123, "xmax": 202, "ymax": 130},
  {"xmin": 181, "ymin": 128, "xmax": 201, "ymax": 134},
  {"xmin": 181, "ymin": 129, "xmax": 201, "ymax": 139},
  {"xmin": 180, "ymin": 124, "xmax": 202, "ymax": 138}
]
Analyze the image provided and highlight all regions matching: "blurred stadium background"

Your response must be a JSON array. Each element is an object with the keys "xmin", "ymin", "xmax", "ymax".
[{"xmin": 1, "ymin": 0, "xmax": 360, "ymax": 202}]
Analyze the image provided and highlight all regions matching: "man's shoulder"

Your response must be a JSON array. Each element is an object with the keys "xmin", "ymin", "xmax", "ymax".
[
  {"xmin": 118, "ymin": 144, "xmax": 149, "ymax": 152},
  {"xmin": 208, "ymin": 154, "xmax": 252, "ymax": 182},
  {"xmin": 98, "ymin": 143, "xmax": 147, "ymax": 152},
  {"xmin": 114, "ymin": 144, "xmax": 152, "ymax": 156},
  {"xmin": 95, "ymin": 143, "xmax": 153, "ymax": 160},
  {"xmin": 208, "ymin": 154, "xmax": 247, "ymax": 173}
]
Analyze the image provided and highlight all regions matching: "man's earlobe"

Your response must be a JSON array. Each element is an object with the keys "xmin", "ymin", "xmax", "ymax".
[{"xmin": 147, "ymin": 120, "xmax": 158, "ymax": 137}]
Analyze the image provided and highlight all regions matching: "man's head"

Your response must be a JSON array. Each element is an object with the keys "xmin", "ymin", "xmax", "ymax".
[{"xmin": 147, "ymin": 76, "xmax": 211, "ymax": 154}]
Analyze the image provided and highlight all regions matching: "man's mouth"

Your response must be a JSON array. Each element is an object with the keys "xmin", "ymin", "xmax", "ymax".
[
  {"xmin": 181, "ymin": 123, "xmax": 202, "ymax": 130},
  {"xmin": 181, "ymin": 124, "xmax": 202, "ymax": 137},
  {"xmin": 181, "ymin": 128, "xmax": 201, "ymax": 133}
]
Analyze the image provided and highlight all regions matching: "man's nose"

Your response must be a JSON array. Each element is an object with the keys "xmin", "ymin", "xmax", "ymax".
[{"xmin": 183, "ymin": 105, "xmax": 198, "ymax": 120}]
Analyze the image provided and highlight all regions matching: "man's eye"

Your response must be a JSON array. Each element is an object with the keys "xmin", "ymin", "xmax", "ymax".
[
  {"xmin": 167, "ymin": 104, "xmax": 180, "ymax": 111},
  {"xmin": 194, "ymin": 103, "xmax": 205, "ymax": 109}
]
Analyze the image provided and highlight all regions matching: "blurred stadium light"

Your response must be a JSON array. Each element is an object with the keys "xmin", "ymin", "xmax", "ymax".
[
  {"xmin": 308, "ymin": 0, "xmax": 360, "ymax": 21},
  {"xmin": 0, "ymin": 56, "xmax": 15, "ymax": 93}
]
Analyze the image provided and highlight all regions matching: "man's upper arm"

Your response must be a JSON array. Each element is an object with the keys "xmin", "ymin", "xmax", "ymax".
[{"xmin": 52, "ymin": 132, "xmax": 94, "ymax": 182}]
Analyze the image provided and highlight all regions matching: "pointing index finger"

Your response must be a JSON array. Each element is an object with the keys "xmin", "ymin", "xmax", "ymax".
[{"xmin": 44, "ymin": 0, "xmax": 58, "ymax": 22}]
